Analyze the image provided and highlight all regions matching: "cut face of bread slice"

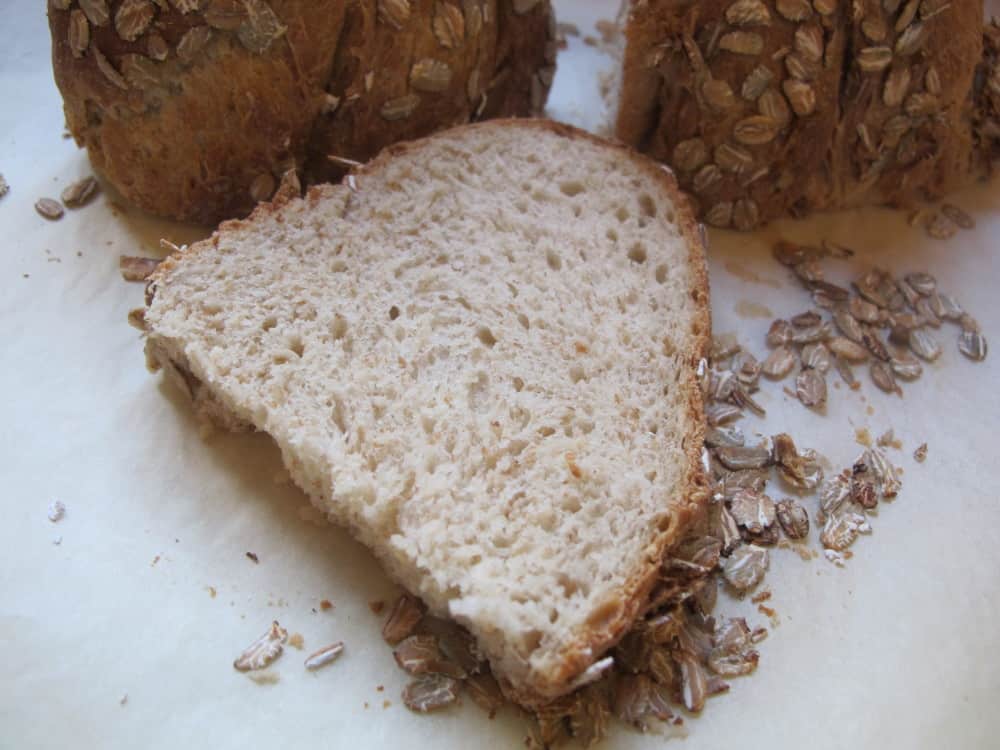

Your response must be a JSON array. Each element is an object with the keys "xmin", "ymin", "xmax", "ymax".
[{"xmin": 142, "ymin": 120, "xmax": 711, "ymax": 705}]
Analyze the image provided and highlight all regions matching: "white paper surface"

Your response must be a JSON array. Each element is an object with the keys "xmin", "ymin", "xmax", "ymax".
[{"xmin": 2, "ymin": 3, "xmax": 999, "ymax": 748}]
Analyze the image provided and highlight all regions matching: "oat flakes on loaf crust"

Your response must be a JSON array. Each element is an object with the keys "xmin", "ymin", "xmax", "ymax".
[
  {"xmin": 140, "ymin": 119, "xmax": 712, "ymax": 706},
  {"xmin": 48, "ymin": 0, "xmax": 556, "ymax": 224},
  {"xmin": 616, "ymin": 0, "xmax": 996, "ymax": 228}
]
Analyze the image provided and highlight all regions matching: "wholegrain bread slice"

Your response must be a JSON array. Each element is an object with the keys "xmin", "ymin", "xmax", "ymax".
[{"xmin": 141, "ymin": 119, "xmax": 711, "ymax": 705}]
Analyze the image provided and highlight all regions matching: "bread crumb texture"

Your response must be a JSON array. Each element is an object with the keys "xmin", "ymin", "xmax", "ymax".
[{"xmin": 145, "ymin": 121, "xmax": 708, "ymax": 700}]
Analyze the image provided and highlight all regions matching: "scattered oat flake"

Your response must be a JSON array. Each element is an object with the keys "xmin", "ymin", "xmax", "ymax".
[
  {"xmin": 795, "ymin": 368, "xmax": 827, "ymax": 408},
  {"xmin": 35, "ymin": 197, "xmax": 64, "ymax": 220},
  {"xmin": 304, "ymin": 641, "xmax": 344, "ymax": 671},
  {"xmin": 820, "ymin": 512, "xmax": 871, "ymax": 552},
  {"xmin": 721, "ymin": 545, "xmax": 769, "ymax": 591},
  {"xmin": 402, "ymin": 674, "xmax": 460, "ymax": 713},
  {"xmin": 382, "ymin": 594, "xmax": 425, "ymax": 644},
  {"xmin": 958, "ymin": 330, "xmax": 987, "ymax": 361},
  {"xmin": 47, "ymin": 500, "xmax": 66, "ymax": 522},
  {"xmin": 913, "ymin": 443, "xmax": 928, "ymax": 463},
  {"xmin": 234, "ymin": 621, "xmax": 287, "ymax": 671},
  {"xmin": 61, "ymin": 176, "xmax": 99, "ymax": 207},
  {"xmin": 119, "ymin": 255, "xmax": 160, "ymax": 282}
]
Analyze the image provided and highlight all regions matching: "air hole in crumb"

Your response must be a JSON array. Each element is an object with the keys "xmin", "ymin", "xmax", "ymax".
[
  {"xmin": 558, "ymin": 574, "xmax": 588, "ymax": 598},
  {"xmin": 561, "ymin": 495, "xmax": 582, "ymax": 513},
  {"xmin": 573, "ymin": 206, "xmax": 581, "ymax": 217},
  {"xmin": 273, "ymin": 354, "xmax": 289, "ymax": 365},
  {"xmin": 639, "ymin": 193, "xmax": 657, "ymax": 218},
  {"xmin": 435, "ymin": 254, "xmax": 449, "ymax": 265},
  {"xmin": 666, "ymin": 210, "xmax": 676, "ymax": 224},
  {"xmin": 615, "ymin": 206, "xmax": 629, "ymax": 223},
  {"xmin": 655, "ymin": 264, "xmax": 669, "ymax": 284},
  {"xmin": 516, "ymin": 201, "xmax": 528, "ymax": 214},
  {"xmin": 421, "ymin": 415, "xmax": 435, "ymax": 434},
  {"xmin": 646, "ymin": 470, "xmax": 658, "ymax": 482},
  {"xmin": 549, "ymin": 610, "xmax": 559, "ymax": 624},
  {"xmin": 691, "ymin": 320, "xmax": 704, "ymax": 336},
  {"xmin": 476, "ymin": 327, "xmax": 497, "ymax": 347},
  {"xmin": 628, "ymin": 243, "xmax": 647, "ymax": 264},
  {"xmin": 546, "ymin": 250, "xmax": 562, "ymax": 271},
  {"xmin": 288, "ymin": 337, "xmax": 304, "ymax": 357},
  {"xmin": 262, "ymin": 316, "xmax": 277, "ymax": 331},
  {"xmin": 330, "ymin": 260, "xmax": 347, "ymax": 273},
  {"xmin": 539, "ymin": 426, "xmax": 556, "ymax": 437},
  {"xmin": 606, "ymin": 228, "xmax": 618, "ymax": 242},
  {"xmin": 331, "ymin": 316, "xmax": 348, "ymax": 340},
  {"xmin": 559, "ymin": 180, "xmax": 585, "ymax": 197},
  {"xmin": 513, "ymin": 376, "xmax": 525, "ymax": 392},
  {"xmin": 569, "ymin": 364, "xmax": 585, "ymax": 383},
  {"xmin": 389, "ymin": 306, "xmax": 400, "ymax": 320},
  {"xmin": 517, "ymin": 313, "xmax": 530, "ymax": 330}
]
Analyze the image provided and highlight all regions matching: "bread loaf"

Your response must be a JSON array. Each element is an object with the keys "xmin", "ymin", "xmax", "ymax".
[
  {"xmin": 139, "ymin": 119, "xmax": 711, "ymax": 705},
  {"xmin": 48, "ymin": 0, "xmax": 556, "ymax": 224},
  {"xmin": 616, "ymin": 0, "xmax": 997, "ymax": 228}
]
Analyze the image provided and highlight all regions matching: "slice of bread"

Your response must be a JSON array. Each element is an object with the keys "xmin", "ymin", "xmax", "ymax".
[{"xmin": 141, "ymin": 119, "xmax": 711, "ymax": 705}]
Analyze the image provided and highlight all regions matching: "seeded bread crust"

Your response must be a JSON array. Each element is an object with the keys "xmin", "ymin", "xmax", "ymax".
[
  {"xmin": 49, "ymin": 0, "xmax": 555, "ymax": 224},
  {"xmin": 142, "ymin": 119, "xmax": 711, "ymax": 707},
  {"xmin": 616, "ymin": 0, "xmax": 992, "ymax": 229}
]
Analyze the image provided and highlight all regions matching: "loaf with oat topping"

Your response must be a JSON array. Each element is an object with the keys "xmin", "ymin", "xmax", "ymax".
[
  {"xmin": 48, "ymin": 0, "xmax": 555, "ymax": 224},
  {"xmin": 615, "ymin": 0, "xmax": 998, "ymax": 229}
]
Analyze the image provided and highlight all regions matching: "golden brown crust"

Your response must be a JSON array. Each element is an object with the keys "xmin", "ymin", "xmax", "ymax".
[
  {"xmin": 145, "ymin": 118, "xmax": 711, "ymax": 707},
  {"xmin": 616, "ymin": 0, "xmax": 989, "ymax": 227},
  {"xmin": 49, "ymin": 0, "xmax": 554, "ymax": 224}
]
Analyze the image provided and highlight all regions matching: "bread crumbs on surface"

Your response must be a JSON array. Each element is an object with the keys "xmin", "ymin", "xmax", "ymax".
[
  {"xmin": 751, "ymin": 590, "xmax": 772, "ymax": 604},
  {"xmin": 319, "ymin": 599, "xmax": 333, "ymax": 611},
  {"xmin": 206, "ymin": 586, "xmax": 217, "ymax": 598},
  {"xmin": 47, "ymin": 500, "xmax": 66, "ymax": 522},
  {"xmin": 383, "ymin": 700, "xmax": 391, "ymax": 709},
  {"xmin": 248, "ymin": 671, "xmax": 280, "ymax": 685},
  {"xmin": 854, "ymin": 427, "xmax": 872, "ymax": 447},
  {"xmin": 368, "ymin": 600, "xmax": 385, "ymax": 615},
  {"xmin": 246, "ymin": 552, "xmax": 259, "ymax": 564},
  {"xmin": 288, "ymin": 633, "xmax": 304, "ymax": 650},
  {"xmin": 150, "ymin": 555, "xmax": 160, "ymax": 567}
]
